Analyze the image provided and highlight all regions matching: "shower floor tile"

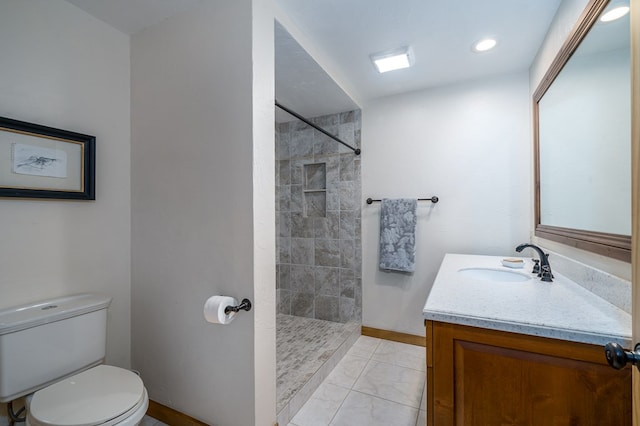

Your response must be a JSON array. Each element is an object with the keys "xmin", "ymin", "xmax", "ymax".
[{"xmin": 277, "ymin": 314, "xmax": 359, "ymax": 416}]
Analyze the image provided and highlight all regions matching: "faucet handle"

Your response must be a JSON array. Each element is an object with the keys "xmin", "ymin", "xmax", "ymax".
[
  {"xmin": 540, "ymin": 265, "xmax": 554, "ymax": 282},
  {"xmin": 531, "ymin": 259, "xmax": 540, "ymax": 274}
]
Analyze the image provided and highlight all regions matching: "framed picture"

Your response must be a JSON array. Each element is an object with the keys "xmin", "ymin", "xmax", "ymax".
[{"xmin": 0, "ymin": 116, "xmax": 95, "ymax": 200}]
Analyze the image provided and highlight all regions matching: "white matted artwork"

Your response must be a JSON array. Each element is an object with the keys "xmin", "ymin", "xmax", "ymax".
[{"xmin": 12, "ymin": 143, "xmax": 68, "ymax": 178}]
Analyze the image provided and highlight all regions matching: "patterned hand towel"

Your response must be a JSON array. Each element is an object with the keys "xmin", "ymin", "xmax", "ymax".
[{"xmin": 379, "ymin": 198, "xmax": 417, "ymax": 273}]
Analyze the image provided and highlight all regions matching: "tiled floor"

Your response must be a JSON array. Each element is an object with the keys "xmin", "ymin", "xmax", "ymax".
[
  {"xmin": 140, "ymin": 415, "xmax": 169, "ymax": 426},
  {"xmin": 288, "ymin": 336, "xmax": 426, "ymax": 426},
  {"xmin": 140, "ymin": 335, "xmax": 425, "ymax": 426},
  {"xmin": 277, "ymin": 314, "xmax": 360, "ymax": 414}
]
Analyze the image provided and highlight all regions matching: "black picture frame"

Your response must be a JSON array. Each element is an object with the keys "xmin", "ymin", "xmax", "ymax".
[{"xmin": 0, "ymin": 116, "xmax": 95, "ymax": 200}]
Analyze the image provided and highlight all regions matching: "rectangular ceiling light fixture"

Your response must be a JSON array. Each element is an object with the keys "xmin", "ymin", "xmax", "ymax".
[{"xmin": 370, "ymin": 46, "xmax": 413, "ymax": 73}]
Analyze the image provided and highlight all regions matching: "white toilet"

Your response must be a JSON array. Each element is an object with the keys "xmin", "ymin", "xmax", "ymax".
[{"xmin": 0, "ymin": 294, "xmax": 149, "ymax": 426}]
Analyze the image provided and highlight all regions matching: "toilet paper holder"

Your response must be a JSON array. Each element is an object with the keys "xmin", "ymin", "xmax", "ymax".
[{"xmin": 224, "ymin": 298, "xmax": 252, "ymax": 315}]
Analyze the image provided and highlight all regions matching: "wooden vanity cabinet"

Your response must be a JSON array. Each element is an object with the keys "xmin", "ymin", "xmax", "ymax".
[{"xmin": 425, "ymin": 321, "xmax": 631, "ymax": 426}]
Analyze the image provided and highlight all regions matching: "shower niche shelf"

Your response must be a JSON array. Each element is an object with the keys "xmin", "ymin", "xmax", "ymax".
[{"xmin": 303, "ymin": 163, "xmax": 326, "ymax": 218}]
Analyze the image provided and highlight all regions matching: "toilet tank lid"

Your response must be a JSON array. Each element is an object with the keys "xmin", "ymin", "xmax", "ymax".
[{"xmin": 0, "ymin": 293, "xmax": 112, "ymax": 336}]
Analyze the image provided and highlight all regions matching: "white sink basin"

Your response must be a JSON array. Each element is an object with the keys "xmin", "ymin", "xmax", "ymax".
[{"xmin": 458, "ymin": 267, "xmax": 532, "ymax": 282}]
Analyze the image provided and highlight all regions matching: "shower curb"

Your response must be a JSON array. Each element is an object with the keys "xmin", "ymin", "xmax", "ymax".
[{"xmin": 276, "ymin": 324, "xmax": 361, "ymax": 426}]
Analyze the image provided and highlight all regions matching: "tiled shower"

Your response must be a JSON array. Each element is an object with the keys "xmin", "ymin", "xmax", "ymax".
[{"xmin": 275, "ymin": 110, "xmax": 362, "ymax": 323}]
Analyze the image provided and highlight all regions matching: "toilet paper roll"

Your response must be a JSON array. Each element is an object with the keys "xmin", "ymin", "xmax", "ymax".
[{"xmin": 204, "ymin": 295, "xmax": 238, "ymax": 325}]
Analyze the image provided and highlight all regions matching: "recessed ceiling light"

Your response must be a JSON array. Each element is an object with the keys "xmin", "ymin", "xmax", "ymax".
[
  {"xmin": 370, "ymin": 46, "xmax": 414, "ymax": 73},
  {"xmin": 600, "ymin": 6, "xmax": 629, "ymax": 22},
  {"xmin": 473, "ymin": 38, "xmax": 497, "ymax": 52}
]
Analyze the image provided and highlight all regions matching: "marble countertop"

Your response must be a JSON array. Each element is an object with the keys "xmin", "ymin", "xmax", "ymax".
[{"xmin": 423, "ymin": 253, "xmax": 631, "ymax": 347}]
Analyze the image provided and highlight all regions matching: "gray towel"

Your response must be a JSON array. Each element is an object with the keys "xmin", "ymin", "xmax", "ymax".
[{"xmin": 379, "ymin": 198, "xmax": 417, "ymax": 273}]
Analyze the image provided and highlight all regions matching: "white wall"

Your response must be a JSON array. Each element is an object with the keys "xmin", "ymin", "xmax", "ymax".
[
  {"xmin": 530, "ymin": 0, "xmax": 632, "ymax": 280},
  {"xmin": 0, "ymin": 1, "xmax": 131, "ymax": 422},
  {"xmin": 361, "ymin": 72, "xmax": 531, "ymax": 336},
  {"xmin": 131, "ymin": 1, "xmax": 275, "ymax": 424}
]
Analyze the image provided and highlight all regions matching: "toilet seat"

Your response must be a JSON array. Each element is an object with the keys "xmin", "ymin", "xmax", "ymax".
[{"xmin": 27, "ymin": 365, "xmax": 147, "ymax": 426}]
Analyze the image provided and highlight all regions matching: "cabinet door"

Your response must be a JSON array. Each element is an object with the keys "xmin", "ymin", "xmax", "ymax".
[{"xmin": 427, "ymin": 321, "xmax": 631, "ymax": 426}]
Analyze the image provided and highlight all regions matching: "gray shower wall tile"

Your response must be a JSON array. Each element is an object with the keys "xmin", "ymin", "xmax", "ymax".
[
  {"xmin": 304, "ymin": 163, "xmax": 326, "ymax": 190},
  {"xmin": 290, "ymin": 120, "xmax": 310, "ymax": 132},
  {"xmin": 279, "ymin": 160, "xmax": 291, "ymax": 185},
  {"xmin": 353, "ymin": 109, "xmax": 361, "ymax": 126},
  {"xmin": 291, "ymin": 213, "xmax": 315, "ymax": 238},
  {"xmin": 279, "ymin": 237, "xmax": 291, "ymax": 264},
  {"xmin": 278, "ymin": 121, "xmax": 290, "ymax": 133},
  {"xmin": 315, "ymin": 239, "xmax": 341, "ymax": 267},
  {"xmin": 290, "ymin": 130, "xmax": 314, "ymax": 159},
  {"xmin": 291, "ymin": 238, "xmax": 314, "ymax": 265},
  {"xmin": 276, "ymin": 132, "xmax": 290, "ymax": 161},
  {"xmin": 340, "ymin": 239, "xmax": 355, "ymax": 269},
  {"xmin": 314, "ymin": 131, "xmax": 340, "ymax": 156},
  {"xmin": 321, "ymin": 155, "xmax": 340, "ymax": 187},
  {"xmin": 276, "ymin": 109, "xmax": 361, "ymax": 324},
  {"xmin": 278, "ymin": 289, "xmax": 291, "ymax": 315},
  {"xmin": 326, "ymin": 189, "xmax": 340, "ymax": 211},
  {"xmin": 341, "ymin": 285, "xmax": 355, "ymax": 299},
  {"xmin": 339, "ymin": 297, "xmax": 355, "ymax": 322},
  {"xmin": 304, "ymin": 192, "xmax": 326, "ymax": 218},
  {"xmin": 313, "ymin": 113, "xmax": 339, "ymax": 128},
  {"xmin": 290, "ymin": 161, "xmax": 304, "ymax": 185},
  {"xmin": 340, "ymin": 110, "xmax": 355, "ymax": 124},
  {"xmin": 339, "ymin": 181, "xmax": 357, "ymax": 211},
  {"xmin": 340, "ymin": 210, "xmax": 356, "ymax": 239},
  {"xmin": 279, "ymin": 264, "xmax": 291, "ymax": 290},
  {"xmin": 290, "ymin": 185, "xmax": 303, "ymax": 213},
  {"xmin": 315, "ymin": 267, "xmax": 340, "ymax": 296},
  {"xmin": 340, "ymin": 153, "xmax": 355, "ymax": 182},
  {"xmin": 313, "ymin": 136, "xmax": 338, "ymax": 158},
  {"xmin": 291, "ymin": 265, "xmax": 315, "ymax": 293},
  {"xmin": 338, "ymin": 122, "xmax": 355, "ymax": 154},
  {"xmin": 278, "ymin": 185, "xmax": 290, "ymax": 212},
  {"xmin": 279, "ymin": 212, "xmax": 291, "ymax": 238},
  {"xmin": 315, "ymin": 296, "xmax": 340, "ymax": 322},
  {"xmin": 291, "ymin": 292, "xmax": 314, "ymax": 318},
  {"xmin": 339, "ymin": 267, "xmax": 355, "ymax": 291},
  {"xmin": 355, "ymin": 241, "xmax": 362, "ymax": 278},
  {"xmin": 314, "ymin": 211, "xmax": 340, "ymax": 239}
]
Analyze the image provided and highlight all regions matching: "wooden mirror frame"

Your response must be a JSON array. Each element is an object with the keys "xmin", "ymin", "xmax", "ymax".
[{"xmin": 533, "ymin": 0, "xmax": 631, "ymax": 263}]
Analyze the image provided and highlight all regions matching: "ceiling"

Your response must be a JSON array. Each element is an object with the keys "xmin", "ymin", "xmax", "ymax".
[{"xmin": 66, "ymin": 0, "xmax": 562, "ymax": 120}]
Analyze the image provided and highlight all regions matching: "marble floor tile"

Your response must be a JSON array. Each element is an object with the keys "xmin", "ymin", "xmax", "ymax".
[
  {"xmin": 324, "ymin": 355, "xmax": 369, "ymax": 389},
  {"xmin": 416, "ymin": 409, "xmax": 426, "ymax": 426},
  {"xmin": 370, "ymin": 340, "xmax": 426, "ymax": 372},
  {"xmin": 347, "ymin": 336, "xmax": 381, "ymax": 359},
  {"xmin": 290, "ymin": 383, "xmax": 350, "ymax": 426},
  {"xmin": 352, "ymin": 360, "xmax": 424, "ymax": 408},
  {"xmin": 329, "ymin": 391, "xmax": 419, "ymax": 426},
  {"xmin": 420, "ymin": 382, "xmax": 426, "ymax": 411},
  {"xmin": 140, "ymin": 416, "xmax": 168, "ymax": 426}
]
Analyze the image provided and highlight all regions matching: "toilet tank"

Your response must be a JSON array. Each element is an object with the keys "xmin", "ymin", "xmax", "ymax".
[{"xmin": 0, "ymin": 293, "xmax": 111, "ymax": 403}]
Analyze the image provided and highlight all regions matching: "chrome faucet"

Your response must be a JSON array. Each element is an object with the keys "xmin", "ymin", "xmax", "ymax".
[{"xmin": 515, "ymin": 243, "xmax": 553, "ymax": 282}]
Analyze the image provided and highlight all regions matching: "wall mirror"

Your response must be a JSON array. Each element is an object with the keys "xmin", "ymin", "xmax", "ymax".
[{"xmin": 534, "ymin": 0, "xmax": 631, "ymax": 262}]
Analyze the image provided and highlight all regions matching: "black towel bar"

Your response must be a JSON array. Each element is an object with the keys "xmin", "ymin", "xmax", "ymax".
[{"xmin": 366, "ymin": 196, "xmax": 439, "ymax": 204}]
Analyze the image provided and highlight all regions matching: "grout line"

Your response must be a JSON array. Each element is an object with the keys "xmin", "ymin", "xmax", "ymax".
[
  {"xmin": 367, "ymin": 357, "xmax": 427, "ymax": 373},
  {"xmin": 349, "ymin": 389, "xmax": 423, "ymax": 410}
]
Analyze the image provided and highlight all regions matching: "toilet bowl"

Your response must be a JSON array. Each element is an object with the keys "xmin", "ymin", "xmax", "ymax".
[
  {"xmin": 26, "ymin": 365, "xmax": 149, "ymax": 426},
  {"xmin": 0, "ymin": 294, "xmax": 149, "ymax": 426}
]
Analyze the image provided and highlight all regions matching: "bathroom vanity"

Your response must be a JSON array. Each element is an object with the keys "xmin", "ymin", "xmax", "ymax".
[{"xmin": 423, "ymin": 254, "xmax": 632, "ymax": 426}]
